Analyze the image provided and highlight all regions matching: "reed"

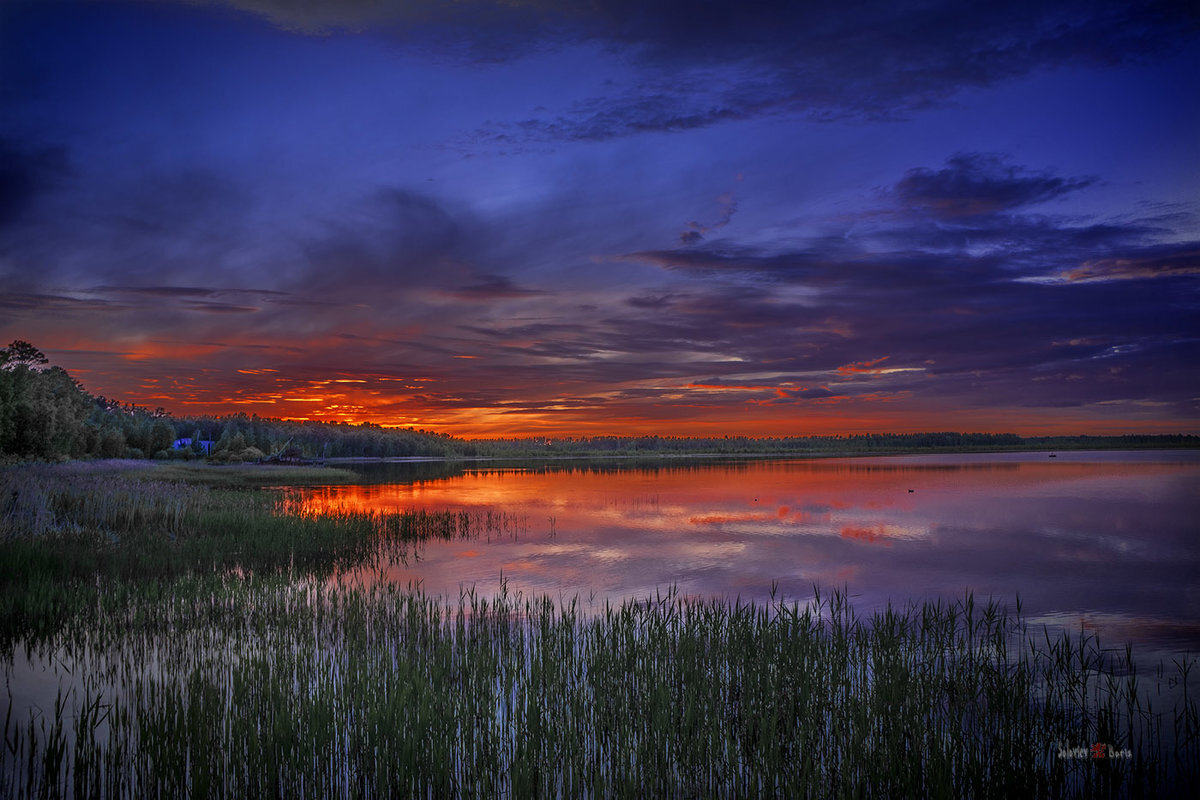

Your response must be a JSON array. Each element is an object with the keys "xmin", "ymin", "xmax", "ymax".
[
  {"xmin": 4, "ymin": 580, "xmax": 1197, "ymax": 798},
  {"xmin": 0, "ymin": 465, "xmax": 522, "ymax": 648}
]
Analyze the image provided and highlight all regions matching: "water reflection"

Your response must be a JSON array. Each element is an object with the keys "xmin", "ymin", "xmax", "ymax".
[{"xmin": 297, "ymin": 451, "xmax": 1200, "ymax": 651}]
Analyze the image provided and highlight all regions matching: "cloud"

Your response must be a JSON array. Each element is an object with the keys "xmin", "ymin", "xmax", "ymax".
[
  {"xmin": 0, "ymin": 159, "xmax": 271, "ymax": 295},
  {"xmin": 625, "ymin": 292, "xmax": 683, "ymax": 309},
  {"xmin": 890, "ymin": 153, "xmax": 1096, "ymax": 218},
  {"xmin": 438, "ymin": 274, "xmax": 549, "ymax": 301},
  {"xmin": 195, "ymin": 1, "xmax": 1197, "ymax": 141},
  {"xmin": 296, "ymin": 188, "xmax": 487, "ymax": 301},
  {"xmin": 1051, "ymin": 244, "xmax": 1200, "ymax": 283},
  {"xmin": 619, "ymin": 155, "xmax": 1200, "ymax": 417},
  {"xmin": 681, "ymin": 191, "xmax": 738, "ymax": 244},
  {"xmin": 176, "ymin": 301, "xmax": 261, "ymax": 313},
  {"xmin": 0, "ymin": 293, "xmax": 122, "ymax": 312},
  {"xmin": 91, "ymin": 285, "xmax": 291, "ymax": 298},
  {"xmin": 23, "ymin": 151, "xmax": 1172, "ymax": 431}
]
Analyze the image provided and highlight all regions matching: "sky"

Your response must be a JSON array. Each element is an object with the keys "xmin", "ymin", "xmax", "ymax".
[{"xmin": 1, "ymin": 0, "xmax": 1198, "ymax": 437}]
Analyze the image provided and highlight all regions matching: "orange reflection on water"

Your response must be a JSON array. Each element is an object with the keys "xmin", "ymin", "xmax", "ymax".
[
  {"xmin": 295, "ymin": 456, "xmax": 1189, "ymax": 543},
  {"xmin": 284, "ymin": 452, "xmax": 1200, "ymax": 652}
]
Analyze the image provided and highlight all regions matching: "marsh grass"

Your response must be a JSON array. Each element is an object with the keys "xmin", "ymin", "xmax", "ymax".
[
  {"xmin": 2, "ymin": 464, "xmax": 1197, "ymax": 797},
  {"xmin": 0, "ymin": 465, "xmax": 522, "ymax": 648},
  {"xmin": 130, "ymin": 462, "xmax": 361, "ymax": 488},
  {"xmin": 0, "ymin": 463, "xmax": 519, "ymax": 567},
  {"xmin": 3, "ymin": 582, "xmax": 1197, "ymax": 798}
]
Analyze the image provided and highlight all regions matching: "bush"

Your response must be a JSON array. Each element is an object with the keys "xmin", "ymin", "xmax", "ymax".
[
  {"xmin": 239, "ymin": 446, "xmax": 265, "ymax": 462},
  {"xmin": 97, "ymin": 428, "xmax": 126, "ymax": 459}
]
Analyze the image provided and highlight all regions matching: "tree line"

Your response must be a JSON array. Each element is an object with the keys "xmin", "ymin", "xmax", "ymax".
[
  {"xmin": 458, "ymin": 431, "xmax": 1199, "ymax": 458},
  {"xmin": 1, "ymin": 340, "xmax": 1195, "ymax": 462}
]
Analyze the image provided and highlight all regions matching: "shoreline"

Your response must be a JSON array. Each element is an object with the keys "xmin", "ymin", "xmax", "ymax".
[{"xmin": 324, "ymin": 445, "xmax": 1200, "ymax": 465}]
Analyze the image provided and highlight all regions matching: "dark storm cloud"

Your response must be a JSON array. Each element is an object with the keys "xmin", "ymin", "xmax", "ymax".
[
  {"xmin": 439, "ymin": 275, "xmax": 549, "ymax": 301},
  {"xmin": 191, "ymin": 1, "xmax": 1198, "ymax": 141},
  {"xmin": 890, "ymin": 153, "xmax": 1097, "ymax": 218},
  {"xmin": 626, "ymin": 293, "xmax": 684, "ymax": 309},
  {"xmin": 92, "ymin": 286, "xmax": 290, "ymax": 298},
  {"xmin": 0, "ymin": 293, "xmax": 123, "ymax": 312},
  {"xmin": 0, "ymin": 160, "xmax": 268, "ymax": 295},
  {"xmin": 0, "ymin": 157, "xmax": 482, "ymax": 306},
  {"xmin": 483, "ymin": 92, "xmax": 749, "ymax": 144},
  {"xmin": 483, "ymin": 1, "xmax": 1196, "ymax": 141},
  {"xmin": 297, "ymin": 188, "xmax": 489, "ymax": 299},
  {"xmin": 634, "ymin": 154, "xmax": 1185, "ymax": 287},
  {"xmin": 0, "ymin": 138, "xmax": 69, "ymax": 229},
  {"xmin": 0, "ymin": 290, "xmax": 258, "ymax": 316}
]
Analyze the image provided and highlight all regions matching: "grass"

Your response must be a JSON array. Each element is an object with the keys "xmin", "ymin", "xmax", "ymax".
[
  {"xmin": 1, "ymin": 463, "xmax": 1197, "ymax": 797},
  {"xmin": 0, "ymin": 463, "xmax": 522, "ymax": 646},
  {"xmin": 120, "ymin": 460, "xmax": 361, "ymax": 487},
  {"xmin": 4, "ymin": 583, "xmax": 1197, "ymax": 798}
]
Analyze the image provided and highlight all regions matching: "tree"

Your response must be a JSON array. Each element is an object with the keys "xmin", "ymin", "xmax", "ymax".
[
  {"xmin": 214, "ymin": 421, "xmax": 240, "ymax": 455},
  {"xmin": 97, "ymin": 427, "xmax": 127, "ymax": 459},
  {"xmin": 0, "ymin": 342, "xmax": 91, "ymax": 458},
  {"xmin": 148, "ymin": 418, "xmax": 176, "ymax": 456},
  {"xmin": 0, "ymin": 340, "xmax": 49, "ymax": 370},
  {"xmin": 0, "ymin": 367, "xmax": 21, "ymax": 453}
]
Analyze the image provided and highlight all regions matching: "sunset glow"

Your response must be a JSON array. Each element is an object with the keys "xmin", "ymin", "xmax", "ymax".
[
  {"xmin": 1, "ymin": 1, "xmax": 1196, "ymax": 436},
  {"xmin": 280, "ymin": 455, "xmax": 1200, "ymax": 635}
]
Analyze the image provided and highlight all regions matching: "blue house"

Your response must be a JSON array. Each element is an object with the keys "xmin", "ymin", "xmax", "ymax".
[{"xmin": 173, "ymin": 437, "xmax": 215, "ymax": 455}]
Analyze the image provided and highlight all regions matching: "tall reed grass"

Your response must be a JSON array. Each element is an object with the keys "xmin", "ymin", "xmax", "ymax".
[
  {"xmin": 0, "ymin": 465, "xmax": 522, "ymax": 649},
  {"xmin": 3, "ymin": 582, "xmax": 1196, "ymax": 798}
]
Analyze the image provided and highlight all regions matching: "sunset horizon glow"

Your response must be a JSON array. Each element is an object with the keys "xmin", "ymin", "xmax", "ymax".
[{"xmin": 3, "ymin": 1, "xmax": 1197, "ymax": 439}]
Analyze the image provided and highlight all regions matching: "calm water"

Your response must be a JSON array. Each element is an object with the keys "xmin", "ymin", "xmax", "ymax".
[{"xmin": 300, "ymin": 450, "xmax": 1200, "ymax": 652}]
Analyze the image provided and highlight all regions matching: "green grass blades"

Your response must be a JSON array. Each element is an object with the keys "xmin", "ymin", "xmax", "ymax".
[{"xmin": 3, "ymin": 581, "xmax": 1197, "ymax": 798}]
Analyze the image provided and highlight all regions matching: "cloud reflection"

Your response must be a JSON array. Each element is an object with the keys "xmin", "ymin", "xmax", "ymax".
[{"xmin": 293, "ymin": 453, "xmax": 1200, "ymax": 651}]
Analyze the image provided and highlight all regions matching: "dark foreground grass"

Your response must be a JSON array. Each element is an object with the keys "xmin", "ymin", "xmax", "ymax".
[
  {"xmin": 0, "ymin": 463, "xmax": 522, "ymax": 645},
  {"xmin": 4, "ymin": 583, "xmax": 1197, "ymax": 798},
  {"xmin": 1, "ymin": 463, "xmax": 1197, "ymax": 798}
]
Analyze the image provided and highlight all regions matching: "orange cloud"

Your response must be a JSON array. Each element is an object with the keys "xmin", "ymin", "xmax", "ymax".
[
  {"xmin": 837, "ymin": 356, "xmax": 890, "ymax": 375},
  {"xmin": 840, "ymin": 526, "xmax": 894, "ymax": 546}
]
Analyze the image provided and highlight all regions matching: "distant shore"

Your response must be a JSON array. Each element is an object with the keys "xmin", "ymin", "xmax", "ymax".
[{"xmin": 324, "ymin": 444, "xmax": 1200, "ymax": 465}]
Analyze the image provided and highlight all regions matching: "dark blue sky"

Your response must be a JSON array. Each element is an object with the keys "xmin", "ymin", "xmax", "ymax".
[{"xmin": 1, "ymin": 0, "xmax": 1197, "ymax": 435}]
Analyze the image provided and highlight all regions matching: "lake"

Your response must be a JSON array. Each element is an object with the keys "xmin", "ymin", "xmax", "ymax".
[
  {"xmin": 5, "ymin": 450, "xmax": 1198, "ymax": 794},
  {"xmin": 297, "ymin": 450, "xmax": 1200, "ymax": 653}
]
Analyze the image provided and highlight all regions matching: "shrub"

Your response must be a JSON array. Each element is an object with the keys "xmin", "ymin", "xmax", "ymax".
[{"xmin": 240, "ymin": 446, "xmax": 266, "ymax": 462}]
